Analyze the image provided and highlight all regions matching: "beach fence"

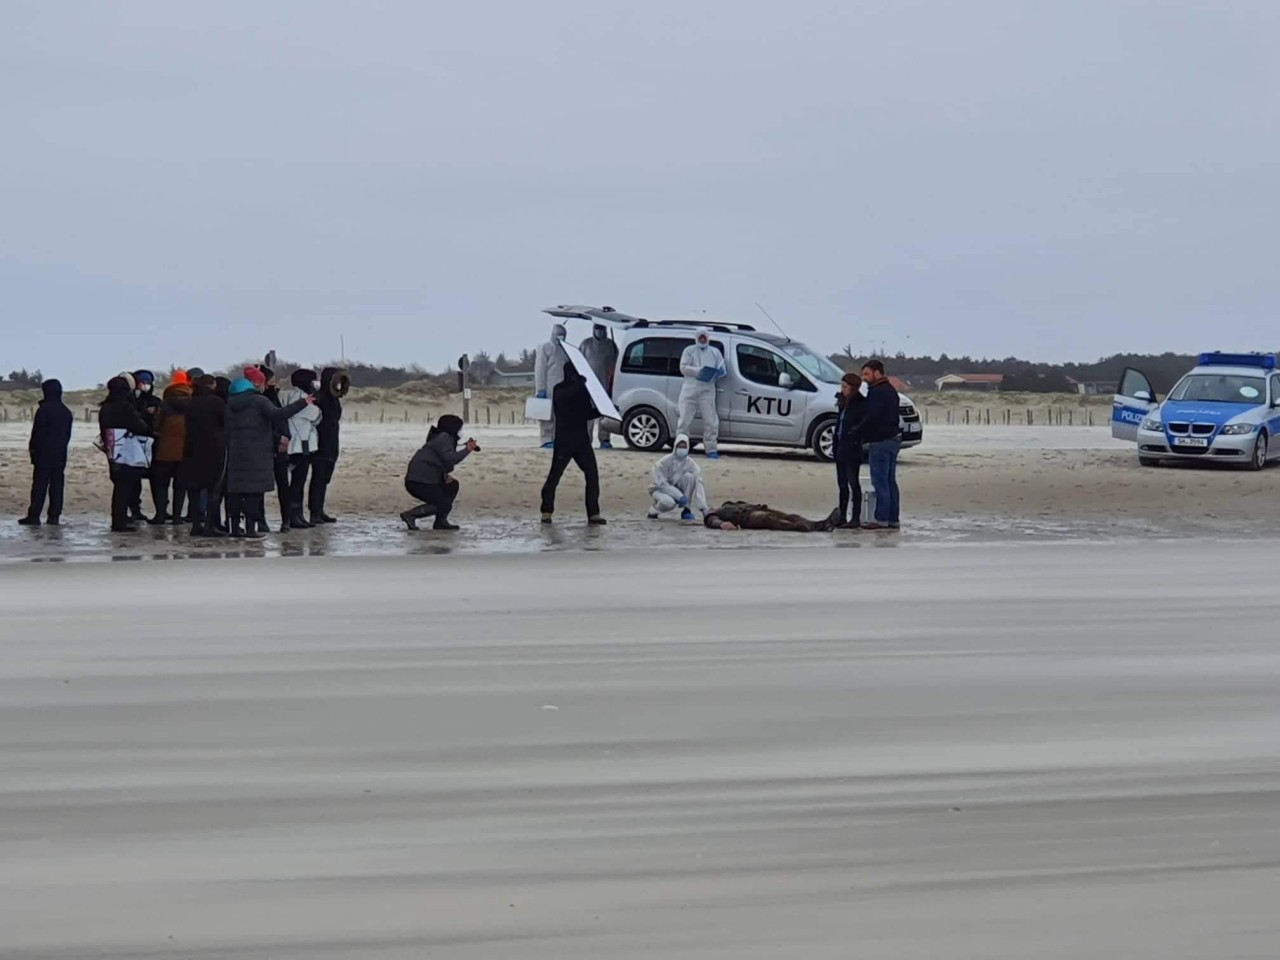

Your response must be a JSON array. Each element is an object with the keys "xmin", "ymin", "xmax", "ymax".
[
  {"xmin": 922, "ymin": 407, "xmax": 1097, "ymax": 427},
  {"xmin": 350, "ymin": 407, "xmax": 533, "ymax": 427}
]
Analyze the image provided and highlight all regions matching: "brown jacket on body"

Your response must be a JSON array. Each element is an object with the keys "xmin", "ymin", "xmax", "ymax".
[{"xmin": 152, "ymin": 382, "xmax": 192, "ymax": 463}]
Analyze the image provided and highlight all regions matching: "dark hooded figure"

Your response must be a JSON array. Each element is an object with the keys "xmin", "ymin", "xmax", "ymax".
[
  {"xmin": 540, "ymin": 368, "xmax": 606, "ymax": 526},
  {"xmin": 308, "ymin": 366, "xmax": 347, "ymax": 524},
  {"xmin": 99, "ymin": 376, "xmax": 153, "ymax": 533},
  {"xmin": 182, "ymin": 375, "xmax": 228, "ymax": 536},
  {"xmin": 832, "ymin": 372, "xmax": 867, "ymax": 528},
  {"xmin": 19, "ymin": 379, "xmax": 74, "ymax": 526},
  {"xmin": 400, "ymin": 415, "xmax": 478, "ymax": 531},
  {"xmin": 132, "ymin": 369, "xmax": 161, "ymax": 427},
  {"xmin": 258, "ymin": 365, "xmax": 291, "ymax": 533},
  {"xmin": 224, "ymin": 377, "xmax": 310, "ymax": 538}
]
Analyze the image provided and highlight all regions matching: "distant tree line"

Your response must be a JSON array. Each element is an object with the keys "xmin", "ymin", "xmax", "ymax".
[{"xmin": 828, "ymin": 349, "xmax": 1210, "ymax": 394}]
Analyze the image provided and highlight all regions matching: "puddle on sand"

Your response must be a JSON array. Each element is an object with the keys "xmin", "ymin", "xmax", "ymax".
[{"xmin": 0, "ymin": 512, "xmax": 1261, "ymax": 564}]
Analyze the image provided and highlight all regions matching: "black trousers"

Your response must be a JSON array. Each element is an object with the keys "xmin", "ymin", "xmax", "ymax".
[
  {"xmin": 272, "ymin": 459, "xmax": 290, "ymax": 522},
  {"xmin": 308, "ymin": 457, "xmax": 336, "ymax": 515},
  {"xmin": 288, "ymin": 453, "xmax": 313, "ymax": 515},
  {"xmin": 150, "ymin": 460, "xmax": 186, "ymax": 520},
  {"xmin": 110, "ymin": 465, "xmax": 145, "ymax": 529},
  {"xmin": 226, "ymin": 492, "xmax": 266, "ymax": 529},
  {"xmin": 835, "ymin": 453, "xmax": 862, "ymax": 525},
  {"xmin": 404, "ymin": 479, "xmax": 459, "ymax": 524},
  {"xmin": 28, "ymin": 458, "xmax": 66, "ymax": 520},
  {"xmin": 540, "ymin": 442, "xmax": 600, "ymax": 517}
]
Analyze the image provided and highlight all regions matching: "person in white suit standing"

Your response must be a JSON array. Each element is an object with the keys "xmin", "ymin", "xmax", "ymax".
[
  {"xmin": 534, "ymin": 323, "xmax": 569, "ymax": 449},
  {"xmin": 676, "ymin": 327, "xmax": 727, "ymax": 458}
]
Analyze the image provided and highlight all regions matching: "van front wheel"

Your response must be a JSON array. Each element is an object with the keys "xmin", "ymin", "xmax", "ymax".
[{"xmin": 622, "ymin": 407, "xmax": 670, "ymax": 453}]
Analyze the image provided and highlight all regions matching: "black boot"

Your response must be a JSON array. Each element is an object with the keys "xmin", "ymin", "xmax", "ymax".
[
  {"xmin": 18, "ymin": 514, "xmax": 40, "ymax": 526},
  {"xmin": 229, "ymin": 514, "xmax": 245, "ymax": 538},
  {"xmin": 290, "ymin": 509, "xmax": 314, "ymax": 529}
]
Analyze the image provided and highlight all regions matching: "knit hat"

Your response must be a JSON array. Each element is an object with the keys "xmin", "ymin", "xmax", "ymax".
[
  {"xmin": 243, "ymin": 366, "xmax": 266, "ymax": 389},
  {"xmin": 228, "ymin": 378, "xmax": 255, "ymax": 396},
  {"xmin": 187, "ymin": 367, "xmax": 205, "ymax": 380},
  {"xmin": 170, "ymin": 369, "xmax": 190, "ymax": 386},
  {"xmin": 117, "ymin": 371, "xmax": 136, "ymax": 391},
  {"xmin": 290, "ymin": 368, "xmax": 317, "ymax": 390}
]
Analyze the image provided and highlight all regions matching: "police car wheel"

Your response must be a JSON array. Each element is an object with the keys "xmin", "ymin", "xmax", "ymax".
[
  {"xmin": 811, "ymin": 419, "xmax": 836, "ymax": 462},
  {"xmin": 1248, "ymin": 432, "xmax": 1268, "ymax": 471},
  {"xmin": 623, "ymin": 408, "xmax": 669, "ymax": 453}
]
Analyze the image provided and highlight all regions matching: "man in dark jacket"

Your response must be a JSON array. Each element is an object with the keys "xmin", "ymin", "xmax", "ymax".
[
  {"xmin": 832, "ymin": 372, "xmax": 867, "ymax": 528},
  {"xmin": 182, "ymin": 375, "xmax": 228, "ymax": 537},
  {"xmin": 99, "ymin": 376, "xmax": 153, "ymax": 533},
  {"xmin": 308, "ymin": 366, "xmax": 347, "ymax": 524},
  {"xmin": 19, "ymin": 379, "xmax": 74, "ymax": 526},
  {"xmin": 540, "ymin": 368, "xmax": 607, "ymax": 525},
  {"xmin": 224, "ymin": 377, "xmax": 312, "ymax": 538},
  {"xmin": 400, "ymin": 415, "xmax": 479, "ymax": 531},
  {"xmin": 703, "ymin": 500, "xmax": 838, "ymax": 532},
  {"xmin": 857, "ymin": 359, "xmax": 901, "ymax": 530}
]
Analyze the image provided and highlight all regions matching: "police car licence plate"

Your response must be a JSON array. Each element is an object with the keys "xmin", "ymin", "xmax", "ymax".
[{"xmin": 1173, "ymin": 438, "xmax": 1209, "ymax": 448}]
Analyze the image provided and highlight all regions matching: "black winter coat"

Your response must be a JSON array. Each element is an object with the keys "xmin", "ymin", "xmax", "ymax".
[
  {"xmin": 263, "ymin": 386, "xmax": 290, "ymax": 463},
  {"xmin": 833, "ymin": 393, "xmax": 867, "ymax": 463},
  {"xmin": 552, "ymin": 376, "xmax": 598, "ymax": 447},
  {"xmin": 315, "ymin": 367, "xmax": 343, "ymax": 461},
  {"xmin": 182, "ymin": 392, "xmax": 228, "ymax": 490},
  {"xmin": 225, "ymin": 391, "xmax": 308, "ymax": 494},
  {"xmin": 30, "ymin": 380, "xmax": 73, "ymax": 466}
]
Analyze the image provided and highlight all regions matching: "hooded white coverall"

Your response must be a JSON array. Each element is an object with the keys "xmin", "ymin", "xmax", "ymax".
[
  {"xmin": 676, "ymin": 328, "xmax": 725, "ymax": 454},
  {"xmin": 579, "ymin": 326, "xmax": 619, "ymax": 445},
  {"xmin": 649, "ymin": 434, "xmax": 709, "ymax": 516},
  {"xmin": 534, "ymin": 323, "xmax": 569, "ymax": 445}
]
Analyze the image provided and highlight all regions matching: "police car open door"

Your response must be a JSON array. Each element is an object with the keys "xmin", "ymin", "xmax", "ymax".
[{"xmin": 1111, "ymin": 367, "xmax": 1158, "ymax": 441}]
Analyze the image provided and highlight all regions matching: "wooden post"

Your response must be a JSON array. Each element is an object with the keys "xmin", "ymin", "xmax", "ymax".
[
  {"xmin": 380, "ymin": 408, "xmax": 385, "ymax": 424},
  {"xmin": 486, "ymin": 406, "xmax": 491, "ymax": 426}
]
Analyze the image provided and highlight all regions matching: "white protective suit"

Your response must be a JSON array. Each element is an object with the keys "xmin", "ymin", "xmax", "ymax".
[
  {"xmin": 579, "ymin": 326, "xmax": 619, "ymax": 445},
  {"xmin": 534, "ymin": 323, "xmax": 569, "ymax": 445},
  {"xmin": 648, "ymin": 434, "xmax": 709, "ymax": 517},
  {"xmin": 676, "ymin": 328, "xmax": 726, "ymax": 454}
]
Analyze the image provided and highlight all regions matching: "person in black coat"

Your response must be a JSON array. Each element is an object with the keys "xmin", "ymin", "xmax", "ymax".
[
  {"xmin": 224, "ymin": 377, "xmax": 312, "ymax": 538},
  {"xmin": 856, "ymin": 360, "xmax": 902, "ymax": 529},
  {"xmin": 19, "ymin": 379, "xmax": 74, "ymax": 526},
  {"xmin": 400, "ymin": 415, "xmax": 479, "ymax": 531},
  {"xmin": 99, "ymin": 376, "xmax": 153, "ymax": 533},
  {"xmin": 308, "ymin": 366, "xmax": 347, "ymax": 524},
  {"xmin": 182, "ymin": 375, "xmax": 228, "ymax": 536},
  {"xmin": 260, "ymin": 365, "xmax": 293, "ymax": 533},
  {"xmin": 539, "ymin": 368, "xmax": 607, "ymax": 525},
  {"xmin": 832, "ymin": 373, "xmax": 867, "ymax": 528}
]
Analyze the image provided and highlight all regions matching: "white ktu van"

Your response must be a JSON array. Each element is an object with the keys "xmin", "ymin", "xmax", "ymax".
[{"xmin": 544, "ymin": 305, "xmax": 923, "ymax": 461}]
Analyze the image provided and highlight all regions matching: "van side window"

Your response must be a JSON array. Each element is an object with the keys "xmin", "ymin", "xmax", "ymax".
[
  {"xmin": 622, "ymin": 337, "xmax": 727, "ymax": 377},
  {"xmin": 621, "ymin": 338, "xmax": 680, "ymax": 377},
  {"xmin": 736, "ymin": 344, "xmax": 812, "ymax": 390}
]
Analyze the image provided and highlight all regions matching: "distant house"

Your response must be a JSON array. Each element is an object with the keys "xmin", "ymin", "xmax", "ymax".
[
  {"xmin": 493, "ymin": 369, "xmax": 536, "ymax": 389},
  {"xmin": 887, "ymin": 376, "xmax": 911, "ymax": 393},
  {"xmin": 934, "ymin": 373, "xmax": 1004, "ymax": 392}
]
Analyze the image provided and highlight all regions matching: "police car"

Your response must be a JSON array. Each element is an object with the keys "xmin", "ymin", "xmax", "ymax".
[
  {"xmin": 544, "ymin": 305, "xmax": 923, "ymax": 461},
  {"xmin": 1112, "ymin": 352, "xmax": 1280, "ymax": 470}
]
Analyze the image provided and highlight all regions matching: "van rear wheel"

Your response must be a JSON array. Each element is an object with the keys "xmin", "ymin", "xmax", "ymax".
[
  {"xmin": 622, "ymin": 408, "xmax": 670, "ymax": 453},
  {"xmin": 811, "ymin": 418, "xmax": 837, "ymax": 462}
]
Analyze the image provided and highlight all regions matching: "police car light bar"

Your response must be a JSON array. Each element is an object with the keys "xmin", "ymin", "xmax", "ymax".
[{"xmin": 1198, "ymin": 352, "xmax": 1277, "ymax": 370}]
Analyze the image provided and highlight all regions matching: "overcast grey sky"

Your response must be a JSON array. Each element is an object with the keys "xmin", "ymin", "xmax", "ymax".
[{"xmin": 3, "ymin": 1, "xmax": 1278, "ymax": 387}]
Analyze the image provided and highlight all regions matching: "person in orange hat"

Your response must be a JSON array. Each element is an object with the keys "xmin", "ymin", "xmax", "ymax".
[{"xmin": 149, "ymin": 369, "xmax": 194, "ymax": 522}]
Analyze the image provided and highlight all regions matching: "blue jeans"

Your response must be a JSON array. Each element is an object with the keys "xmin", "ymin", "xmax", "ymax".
[{"xmin": 867, "ymin": 439, "xmax": 900, "ymax": 524}]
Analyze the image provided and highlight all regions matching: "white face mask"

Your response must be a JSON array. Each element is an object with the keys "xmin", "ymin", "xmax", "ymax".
[
  {"xmin": 675, "ymin": 447, "xmax": 689, "ymax": 459},
  {"xmin": 311, "ymin": 381, "xmax": 320, "ymax": 392}
]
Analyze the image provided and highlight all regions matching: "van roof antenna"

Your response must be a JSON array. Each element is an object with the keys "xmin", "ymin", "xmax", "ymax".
[{"xmin": 754, "ymin": 302, "xmax": 790, "ymax": 340}]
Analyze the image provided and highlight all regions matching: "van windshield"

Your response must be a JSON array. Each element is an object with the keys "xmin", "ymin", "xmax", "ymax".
[
  {"xmin": 1169, "ymin": 374, "xmax": 1266, "ymax": 404},
  {"xmin": 778, "ymin": 342, "xmax": 845, "ymax": 384}
]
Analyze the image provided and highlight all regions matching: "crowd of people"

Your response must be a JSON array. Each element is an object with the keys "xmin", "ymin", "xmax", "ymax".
[
  {"xmin": 17, "ymin": 352, "xmax": 903, "ymax": 536},
  {"xmin": 17, "ymin": 360, "xmax": 350, "ymax": 537}
]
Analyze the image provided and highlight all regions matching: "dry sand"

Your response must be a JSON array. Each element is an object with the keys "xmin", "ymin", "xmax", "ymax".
[
  {"xmin": 2, "ymin": 543, "xmax": 1278, "ymax": 957},
  {"xmin": 1, "ymin": 420, "xmax": 1276, "ymax": 531}
]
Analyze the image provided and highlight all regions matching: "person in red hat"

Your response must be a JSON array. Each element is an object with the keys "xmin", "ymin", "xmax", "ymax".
[{"xmin": 242, "ymin": 366, "xmax": 267, "ymax": 391}]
